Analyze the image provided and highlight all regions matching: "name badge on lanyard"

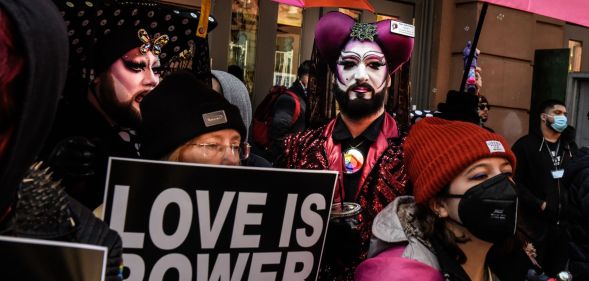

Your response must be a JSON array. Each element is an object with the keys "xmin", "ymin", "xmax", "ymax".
[
  {"xmin": 551, "ymin": 169, "xmax": 564, "ymax": 179},
  {"xmin": 544, "ymin": 139, "xmax": 563, "ymax": 179}
]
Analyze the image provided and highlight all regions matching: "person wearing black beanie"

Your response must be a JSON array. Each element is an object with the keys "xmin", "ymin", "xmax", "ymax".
[{"xmin": 140, "ymin": 71, "xmax": 249, "ymax": 166}]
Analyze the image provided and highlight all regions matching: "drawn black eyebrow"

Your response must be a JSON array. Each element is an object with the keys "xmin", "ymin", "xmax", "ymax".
[
  {"xmin": 122, "ymin": 57, "xmax": 162, "ymax": 71},
  {"xmin": 122, "ymin": 60, "xmax": 146, "ymax": 69}
]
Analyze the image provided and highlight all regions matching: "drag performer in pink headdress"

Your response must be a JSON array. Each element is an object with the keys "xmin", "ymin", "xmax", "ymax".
[{"xmin": 277, "ymin": 11, "xmax": 414, "ymax": 280}]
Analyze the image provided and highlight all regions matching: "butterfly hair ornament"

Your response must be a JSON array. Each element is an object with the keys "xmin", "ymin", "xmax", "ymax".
[{"xmin": 138, "ymin": 29, "xmax": 169, "ymax": 56}]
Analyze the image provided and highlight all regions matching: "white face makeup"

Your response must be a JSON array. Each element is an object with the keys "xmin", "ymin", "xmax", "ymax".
[
  {"xmin": 335, "ymin": 39, "xmax": 390, "ymax": 100},
  {"xmin": 96, "ymin": 47, "xmax": 161, "ymax": 128},
  {"xmin": 109, "ymin": 48, "xmax": 162, "ymax": 114}
]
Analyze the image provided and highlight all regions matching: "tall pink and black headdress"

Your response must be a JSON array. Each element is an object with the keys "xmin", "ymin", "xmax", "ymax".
[{"xmin": 314, "ymin": 12, "xmax": 415, "ymax": 75}]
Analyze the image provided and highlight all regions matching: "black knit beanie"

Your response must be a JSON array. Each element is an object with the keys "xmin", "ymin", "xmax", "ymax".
[{"xmin": 140, "ymin": 71, "xmax": 246, "ymax": 160}]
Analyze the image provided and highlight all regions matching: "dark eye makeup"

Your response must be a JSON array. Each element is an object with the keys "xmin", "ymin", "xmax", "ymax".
[
  {"xmin": 338, "ymin": 60, "xmax": 357, "ymax": 69},
  {"xmin": 469, "ymin": 173, "xmax": 488, "ymax": 181},
  {"xmin": 368, "ymin": 61, "xmax": 385, "ymax": 69},
  {"xmin": 122, "ymin": 60, "xmax": 146, "ymax": 72},
  {"xmin": 122, "ymin": 58, "xmax": 162, "ymax": 75}
]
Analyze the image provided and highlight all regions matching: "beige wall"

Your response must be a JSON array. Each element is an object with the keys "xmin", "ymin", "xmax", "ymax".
[
  {"xmin": 430, "ymin": 0, "xmax": 455, "ymax": 108},
  {"xmin": 431, "ymin": 0, "xmax": 570, "ymax": 144}
]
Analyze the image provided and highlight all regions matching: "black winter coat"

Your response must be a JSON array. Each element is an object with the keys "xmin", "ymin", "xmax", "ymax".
[
  {"xmin": 562, "ymin": 147, "xmax": 589, "ymax": 280},
  {"xmin": 0, "ymin": 164, "xmax": 123, "ymax": 281},
  {"xmin": 41, "ymin": 77, "xmax": 141, "ymax": 210},
  {"xmin": 512, "ymin": 130, "xmax": 578, "ymax": 233}
]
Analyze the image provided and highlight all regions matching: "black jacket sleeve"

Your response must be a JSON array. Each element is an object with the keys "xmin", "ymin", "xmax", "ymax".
[
  {"xmin": 69, "ymin": 198, "xmax": 124, "ymax": 281},
  {"xmin": 268, "ymin": 94, "xmax": 297, "ymax": 159},
  {"xmin": 567, "ymin": 165, "xmax": 589, "ymax": 279},
  {"xmin": 512, "ymin": 138, "xmax": 544, "ymax": 212}
]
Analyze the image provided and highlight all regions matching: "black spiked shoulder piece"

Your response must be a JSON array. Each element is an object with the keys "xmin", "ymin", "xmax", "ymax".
[{"xmin": 14, "ymin": 162, "xmax": 75, "ymax": 239}]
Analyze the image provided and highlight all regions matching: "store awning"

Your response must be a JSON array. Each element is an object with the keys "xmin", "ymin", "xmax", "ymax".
[{"xmin": 483, "ymin": 0, "xmax": 589, "ymax": 27}]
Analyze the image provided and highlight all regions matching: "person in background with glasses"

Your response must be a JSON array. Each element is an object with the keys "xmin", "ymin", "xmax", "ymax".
[
  {"xmin": 478, "ymin": 95, "xmax": 494, "ymax": 133},
  {"xmin": 140, "ymin": 71, "xmax": 249, "ymax": 166}
]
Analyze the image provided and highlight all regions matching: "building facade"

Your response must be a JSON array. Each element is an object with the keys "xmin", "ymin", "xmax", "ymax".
[{"xmin": 166, "ymin": 0, "xmax": 589, "ymax": 144}]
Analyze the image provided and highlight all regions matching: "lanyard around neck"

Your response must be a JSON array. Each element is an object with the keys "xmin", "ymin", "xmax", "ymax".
[{"xmin": 543, "ymin": 138, "xmax": 561, "ymax": 168}]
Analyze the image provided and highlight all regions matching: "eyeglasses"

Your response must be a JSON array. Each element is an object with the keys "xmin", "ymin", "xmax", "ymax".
[
  {"xmin": 188, "ymin": 142, "xmax": 251, "ymax": 160},
  {"xmin": 478, "ymin": 103, "xmax": 490, "ymax": 110}
]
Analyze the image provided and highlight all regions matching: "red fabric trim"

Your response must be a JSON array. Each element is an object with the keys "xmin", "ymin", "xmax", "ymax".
[{"xmin": 0, "ymin": 205, "xmax": 12, "ymax": 224}]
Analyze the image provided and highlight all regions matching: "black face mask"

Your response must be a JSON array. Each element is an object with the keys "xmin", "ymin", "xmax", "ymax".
[{"xmin": 446, "ymin": 173, "xmax": 518, "ymax": 243}]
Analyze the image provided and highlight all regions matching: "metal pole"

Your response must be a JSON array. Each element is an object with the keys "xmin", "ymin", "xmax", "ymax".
[{"xmin": 459, "ymin": 2, "xmax": 488, "ymax": 93}]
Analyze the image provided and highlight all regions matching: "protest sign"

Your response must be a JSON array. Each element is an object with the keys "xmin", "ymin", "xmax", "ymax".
[
  {"xmin": 102, "ymin": 157, "xmax": 338, "ymax": 281},
  {"xmin": 0, "ymin": 235, "xmax": 106, "ymax": 281}
]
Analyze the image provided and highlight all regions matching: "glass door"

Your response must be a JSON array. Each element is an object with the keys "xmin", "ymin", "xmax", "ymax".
[{"xmin": 274, "ymin": 4, "xmax": 303, "ymax": 87}]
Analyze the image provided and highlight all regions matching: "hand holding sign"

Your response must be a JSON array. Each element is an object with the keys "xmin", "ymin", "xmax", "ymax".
[{"xmin": 103, "ymin": 158, "xmax": 337, "ymax": 281}]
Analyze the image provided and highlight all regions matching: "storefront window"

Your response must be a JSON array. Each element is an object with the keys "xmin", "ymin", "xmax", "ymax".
[
  {"xmin": 229, "ymin": 0, "xmax": 259, "ymax": 94},
  {"xmin": 274, "ymin": 4, "xmax": 303, "ymax": 87},
  {"xmin": 569, "ymin": 40, "xmax": 582, "ymax": 72}
]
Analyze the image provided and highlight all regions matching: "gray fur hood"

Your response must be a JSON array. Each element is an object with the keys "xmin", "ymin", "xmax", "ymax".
[{"xmin": 368, "ymin": 196, "xmax": 440, "ymax": 270}]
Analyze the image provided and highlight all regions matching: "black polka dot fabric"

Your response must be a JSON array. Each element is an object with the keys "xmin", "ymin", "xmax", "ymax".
[
  {"xmin": 410, "ymin": 109, "xmax": 437, "ymax": 124},
  {"xmin": 54, "ymin": 0, "xmax": 217, "ymax": 79}
]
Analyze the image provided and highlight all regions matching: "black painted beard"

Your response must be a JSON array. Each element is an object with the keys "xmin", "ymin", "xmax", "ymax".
[
  {"xmin": 98, "ymin": 74, "xmax": 142, "ymax": 129},
  {"xmin": 334, "ymin": 83, "xmax": 386, "ymax": 120}
]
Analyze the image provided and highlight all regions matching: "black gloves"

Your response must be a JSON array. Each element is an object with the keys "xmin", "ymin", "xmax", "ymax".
[
  {"xmin": 47, "ymin": 136, "xmax": 104, "ymax": 210},
  {"xmin": 48, "ymin": 136, "xmax": 98, "ymax": 179}
]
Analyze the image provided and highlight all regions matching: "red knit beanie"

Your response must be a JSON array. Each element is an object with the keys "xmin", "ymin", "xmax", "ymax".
[{"xmin": 404, "ymin": 117, "xmax": 516, "ymax": 203}]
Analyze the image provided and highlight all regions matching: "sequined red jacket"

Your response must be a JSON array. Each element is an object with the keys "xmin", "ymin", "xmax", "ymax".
[{"xmin": 279, "ymin": 113, "xmax": 408, "ymax": 279}]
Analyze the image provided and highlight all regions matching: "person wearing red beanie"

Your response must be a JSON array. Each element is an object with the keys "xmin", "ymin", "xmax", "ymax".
[{"xmin": 356, "ymin": 117, "xmax": 541, "ymax": 281}]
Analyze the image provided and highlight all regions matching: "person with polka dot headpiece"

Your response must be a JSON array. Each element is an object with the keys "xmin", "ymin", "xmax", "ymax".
[{"xmin": 41, "ymin": 0, "xmax": 217, "ymax": 211}]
